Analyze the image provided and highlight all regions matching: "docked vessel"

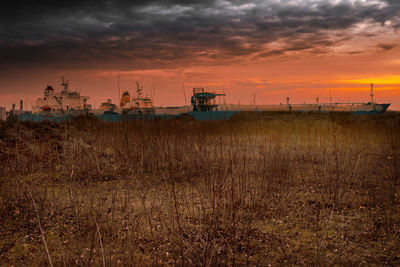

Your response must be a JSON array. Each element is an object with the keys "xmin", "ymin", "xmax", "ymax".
[
  {"xmin": 241, "ymin": 83, "xmax": 390, "ymax": 114},
  {"xmin": 119, "ymin": 82, "xmax": 154, "ymax": 114},
  {"xmin": 92, "ymin": 82, "xmax": 156, "ymax": 122},
  {"xmin": 9, "ymin": 77, "xmax": 92, "ymax": 122},
  {"xmin": 186, "ymin": 84, "xmax": 390, "ymax": 120}
]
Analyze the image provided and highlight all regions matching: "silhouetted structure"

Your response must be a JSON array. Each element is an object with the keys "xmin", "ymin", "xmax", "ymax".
[{"xmin": 191, "ymin": 88, "xmax": 225, "ymax": 111}]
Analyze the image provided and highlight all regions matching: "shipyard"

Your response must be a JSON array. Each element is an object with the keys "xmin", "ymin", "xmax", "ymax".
[
  {"xmin": 1, "ymin": 77, "xmax": 392, "ymax": 123},
  {"xmin": 1, "ymin": 76, "xmax": 399, "ymax": 266}
]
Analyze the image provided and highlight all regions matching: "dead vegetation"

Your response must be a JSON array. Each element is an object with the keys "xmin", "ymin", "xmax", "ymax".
[{"xmin": 0, "ymin": 112, "xmax": 399, "ymax": 266}]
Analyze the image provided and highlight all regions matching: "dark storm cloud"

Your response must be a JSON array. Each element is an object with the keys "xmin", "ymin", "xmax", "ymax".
[
  {"xmin": 0, "ymin": 0, "xmax": 399, "ymax": 70},
  {"xmin": 377, "ymin": 43, "xmax": 398, "ymax": 50}
]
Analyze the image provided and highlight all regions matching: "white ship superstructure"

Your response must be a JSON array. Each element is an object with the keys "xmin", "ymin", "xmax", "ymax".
[{"xmin": 33, "ymin": 77, "xmax": 90, "ymax": 113}]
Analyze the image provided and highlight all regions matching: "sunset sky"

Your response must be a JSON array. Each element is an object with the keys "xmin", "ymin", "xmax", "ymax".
[{"xmin": 1, "ymin": 0, "xmax": 399, "ymax": 110}]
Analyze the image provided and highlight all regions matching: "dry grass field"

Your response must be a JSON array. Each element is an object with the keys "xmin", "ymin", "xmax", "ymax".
[{"xmin": 0, "ymin": 112, "xmax": 399, "ymax": 266}]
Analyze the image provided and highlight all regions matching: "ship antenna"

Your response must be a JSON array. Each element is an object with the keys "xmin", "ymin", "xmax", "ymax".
[
  {"xmin": 223, "ymin": 89, "xmax": 226, "ymax": 111},
  {"xmin": 136, "ymin": 81, "xmax": 143, "ymax": 99},
  {"xmin": 182, "ymin": 83, "xmax": 189, "ymax": 112},
  {"xmin": 370, "ymin": 83, "xmax": 374, "ymax": 103},
  {"xmin": 117, "ymin": 74, "xmax": 121, "ymax": 102},
  {"xmin": 151, "ymin": 86, "xmax": 156, "ymax": 102},
  {"xmin": 61, "ymin": 76, "xmax": 69, "ymax": 92}
]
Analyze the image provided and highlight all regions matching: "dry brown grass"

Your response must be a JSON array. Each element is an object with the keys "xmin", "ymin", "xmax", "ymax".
[{"xmin": 0, "ymin": 112, "xmax": 399, "ymax": 266}]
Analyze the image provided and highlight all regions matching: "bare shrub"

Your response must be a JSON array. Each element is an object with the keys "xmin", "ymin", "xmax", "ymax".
[{"xmin": 0, "ymin": 112, "xmax": 399, "ymax": 265}]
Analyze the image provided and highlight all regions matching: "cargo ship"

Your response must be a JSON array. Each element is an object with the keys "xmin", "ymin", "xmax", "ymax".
[
  {"xmin": 185, "ymin": 84, "xmax": 390, "ymax": 120},
  {"xmin": 3, "ymin": 79, "xmax": 391, "ymax": 122},
  {"xmin": 231, "ymin": 83, "xmax": 390, "ymax": 114},
  {"xmin": 94, "ymin": 82, "xmax": 156, "ymax": 121},
  {"xmin": 118, "ymin": 82, "xmax": 154, "ymax": 114},
  {"xmin": 7, "ymin": 77, "xmax": 93, "ymax": 122}
]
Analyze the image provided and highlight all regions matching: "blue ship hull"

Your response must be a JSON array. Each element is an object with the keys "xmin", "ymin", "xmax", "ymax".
[
  {"xmin": 10, "ymin": 103, "xmax": 391, "ymax": 122},
  {"xmin": 187, "ymin": 111, "xmax": 241, "ymax": 121}
]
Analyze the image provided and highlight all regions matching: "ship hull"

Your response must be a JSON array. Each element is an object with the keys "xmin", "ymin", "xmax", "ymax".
[
  {"xmin": 9, "ymin": 103, "xmax": 391, "ymax": 122},
  {"xmin": 221, "ymin": 103, "xmax": 390, "ymax": 114},
  {"xmin": 188, "ymin": 111, "xmax": 241, "ymax": 121}
]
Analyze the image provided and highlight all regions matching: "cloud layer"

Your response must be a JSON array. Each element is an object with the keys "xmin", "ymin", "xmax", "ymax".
[{"xmin": 1, "ymin": 0, "xmax": 399, "ymax": 70}]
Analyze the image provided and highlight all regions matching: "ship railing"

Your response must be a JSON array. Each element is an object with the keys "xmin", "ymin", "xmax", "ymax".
[{"xmin": 289, "ymin": 102, "xmax": 367, "ymax": 106}]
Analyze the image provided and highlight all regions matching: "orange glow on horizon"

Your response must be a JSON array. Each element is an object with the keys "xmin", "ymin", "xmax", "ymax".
[
  {"xmin": 1, "ymin": 49, "xmax": 400, "ymax": 110},
  {"xmin": 344, "ymin": 76, "xmax": 400, "ymax": 85}
]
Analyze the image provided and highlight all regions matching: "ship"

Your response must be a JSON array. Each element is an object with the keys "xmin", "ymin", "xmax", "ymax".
[
  {"xmin": 186, "ymin": 84, "xmax": 390, "ymax": 120},
  {"xmin": 7, "ymin": 77, "xmax": 93, "ymax": 122},
  {"xmin": 118, "ymin": 82, "xmax": 154, "ymax": 114},
  {"xmin": 92, "ymin": 82, "xmax": 156, "ymax": 122}
]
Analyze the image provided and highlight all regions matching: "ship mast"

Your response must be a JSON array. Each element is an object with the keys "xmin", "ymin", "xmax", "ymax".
[
  {"xmin": 370, "ymin": 83, "xmax": 374, "ymax": 103},
  {"xmin": 61, "ymin": 76, "xmax": 69, "ymax": 92},
  {"xmin": 118, "ymin": 74, "xmax": 121, "ymax": 103},
  {"xmin": 136, "ymin": 81, "xmax": 143, "ymax": 99}
]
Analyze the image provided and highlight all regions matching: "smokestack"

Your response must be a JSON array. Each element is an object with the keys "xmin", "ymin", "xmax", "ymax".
[{"xmin": 20, "ymin": 100, "xmax": 23, "ymax": 110}]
